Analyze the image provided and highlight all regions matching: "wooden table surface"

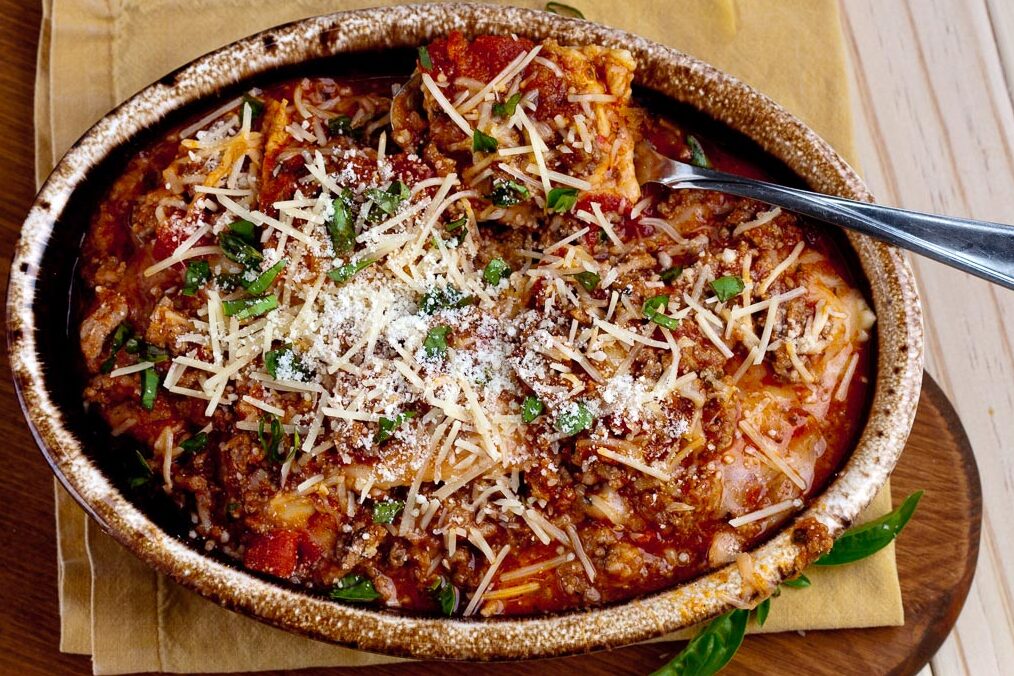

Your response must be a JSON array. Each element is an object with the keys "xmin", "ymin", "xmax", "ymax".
[{"xmin": 1, "ymin": 0, "xmax": 1011, "ymax": 674}]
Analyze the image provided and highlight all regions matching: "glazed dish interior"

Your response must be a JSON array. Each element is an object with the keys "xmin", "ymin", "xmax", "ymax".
[{"xmin": 67, "ymin": 33, "xmax": 875, "ymax": 618}]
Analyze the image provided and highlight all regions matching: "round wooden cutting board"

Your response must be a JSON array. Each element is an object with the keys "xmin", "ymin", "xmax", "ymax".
[{"xmin": 335, "ymin": 373, "xmax": 981, "ymax": 676}]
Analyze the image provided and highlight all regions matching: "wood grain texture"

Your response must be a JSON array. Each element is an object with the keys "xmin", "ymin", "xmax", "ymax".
[
  {"xmin": 0, "ymin": 0, "xmax": 1003, "ymax": 674},
  {"xmin": 840, "ymin": 1, "xmax": 1014, "ymax": 674}
]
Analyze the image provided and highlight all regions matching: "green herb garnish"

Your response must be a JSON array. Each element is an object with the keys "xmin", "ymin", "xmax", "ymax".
[
  {"xmin": 374, "ymin": 410, "xmax": 416, "ymax": 444},
  {"xmin": 144, "ymin": 344, "xmax": 168, "ymax": 364},
  {"xmin": 429, "ymin": 577, "xmax": 460, "ymax": 616},
  {"xmin": 219, "ymin": 231, "xmax": 263, "ymax": 267},
  {"xmin": 555, "ymin": 402, "xmax": 593, "ymax": 436},
  {"xmin": 241, "ymin": 94, "xmax": 264, "ymax": 120},
  {"xmin": 182, "ymin": 260, "xmax": 211, "ymax": 296},
  {"xmin": 547, "ymin": 187, "xmax": 579, "ymax": 213},
  {"xmin": 222, "ymin": 294, "xmax": 278, "ymax": 320},
  {"xmin": 781, "ymin": 574, "xmax": 811, "ymax": 589},
  {"xmin": 417, "ymin": 45, "xmax": 433, "ymax": 71},
  {"xmin": 660, "ymin": 266, "xmax": 684, "ymax": 283},
  {"xmin": 127, "ymin": 450, "xmax": 153, "ymax": 489},
  {"xmin": 257, "ymin": 414, "xmax": 284, "ymax": 463},
  {"xmin": 327, "ymin": 114, "xmax": 359, "ymax": 138},
  {"xmin": 366, "ymin": 181, "xmax": 409, "ymax": 217},
  {"xmin": 687, "ymin": 134, "xmax": 711, "ymax": 169},
  {"xmin": 228, "ymin": 219, "xmax": 257, "ymax": 242},
  {"xmin": 327, "ymin": 192, "xmax": 356, "ymax": 255},
  {"xmin": 572, "ymin": 271, "xmax": 600, "ymax": 292},
  {"xmin": 522, "ymin": 396, "xmax": 544, "ymax": 423},
  {"xmin": 472, "ymin": 128, "xmax": 499, "ymax": 153},
  {"xmin": 242, "ymin": 259, "xmax": 286, "ymax": 295},
  {"xmin": 423, "ymin": 325, "xmax": 451, "ymax": 360},
  {"xmin": 328, "ymin": 258, "xmax": 375, "ymax": 285},
  {"xmin": 487, "ymin": 179, "xmax": 529, "ymax": 207},
  {"xmin": 710, "ymin": 275, "xmax": 745, "ymax": 302},
  {"xmin": 545, "ymin": 2, "xmax": 585, "ymax": 18},
  {"xmin": 264, "ymin": 344, "xmax": 310, "ymax": 381},
  {"xmin": 643, "ymin": 294, "xmax": 680, "ymax": 330},
  {"xmin": 179, "ymin": 432, "xmax": 208, "ymax": 456},
  {"xmin": 445, "ymin": 216, "xmax": 468, "ymax": 244},
  {"xmin": 418, "ymin": 285, "xmax": 474, "ymax": 314},
  {"xmin": 482, "ymin": 257, "xmax": 511, "ymax": 286},
  {"xmin": 329, "ymin": 574, "xmax": 381, "ymax": 602},
  {"xmin": 753, "ymin": 598, "xmax": 771, "ymax": 627},
  {"xmin": 493, "ymin": 92, "xmax": 522, "ymax": 119},
  {"xmin": 372, "ymin": 499, "xmax": 405, "ymax": 524},
  {"xmin": 653, "ymin": 608, "xmax": 748, "ymax": 676},
  {"xmin": 817, "ymin": 491, "xmax": 924, "ymax": 566},
  {"xmin": 100, "ymin": 323, "xmax": 133, "ymax": 373},
  {"xmin": 139, "ymin": 367, "xmax": 159, "ymax": 411}
]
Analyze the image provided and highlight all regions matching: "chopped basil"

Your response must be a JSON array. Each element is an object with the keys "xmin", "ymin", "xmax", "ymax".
[
  {"xmin": 419, "ymin": 285, "xmax": 474, "ymax": 314},
  {"xmin": 257, "ymin": 414, "xmax": 284, "ymax": 463},
  {"xmin": 686, "ymin": 134, "xmax": 711, "ymax": 169},
  {"xmin": 123, "ymin": 336, "xmax": 142, "ymax": 354},
  {"xmin": 547, "ymin": 187, "xmax": 579, "ymax": 213},
  {"xmin": 179, "ymin": 432, "xmax": 208, "ymax": 456},
  {"xmin": 545, "ymin": 1, "xmax": 585, "ymax": 18},
  {"xmin": 572, "ymin": 270, "xmax": 600, "ymax": 292},
  {"xmin": 222, "ymin": 294, "xmax": 278, "ymax": 320},
  {"xmin": 555, "ymin": 402, "xmax": 593, "ymax": 436},
  {"xmin": 660, "ymin": 266, "xmax": 684, "ymax": 283},
  {"xmin": 264, "ymin": 344, "xmax": 309, "ymax": 381},
  {"xmin": 486, "ymin": 179, "xmax": 529, "ymax": 207},
  {"xmin": 816, "ymin": 491, "xmax": 923, "ymax": 566},
  {"xmin": 127, "ymin": 449, "xmax": 153, "ymax": 489},
  {"xmin": 144, "ymin": 344, "xmax": 169, "ymax": 364},
  {"xmin": 445, "ymin": 216, "xmax": 468, "ymax": 244},
  {"xmin": 215, "ymin": 272, "xmax": 243, "ymax": 291},
  {"xmin": 781, "ymin": 574, "xmax": 811, "ymax": 589},
  {"xmin": 219, "ymin": 231, "xmax": 263, "ymax": 267},
  {"xmin": 330, "ymin": 574, "xmax": 381, "ymax": 602},
  {"xmin": 100, "ymin": 323, "xmax": 133, "ymax": 373},
  {"xmin": 493, "ymin": 92, "xmax": 522, "ymax": 119},
  {"xmin": 374, "ymin": 410, "xmax": 416, "ymax": 444},
  {"xmin": 372, "ymin": 499, "xmax": 405, "ymax": 524},
  {"xmin": 429, "ymin": 577, "xmax": 460, "ymax": 616},
  {"xmin": 643, "ymin": 294, "xmax": 680, "ymax": 330},
  {"xmin": 472, "ymin": 128, "xmax": 499, "ymax": 153},
  {"xmin": 242, "ymin": 259, "xmax": 286, "ymax": 295},
  {"xmin": 327, "ymin": 114, "xmax": 359, "ymax": 138},
  {"xmin": 327, "ymin": 193, "xmax": 356, "ymax": 254},
  {"xmin": 182, "ymin": 260, "xmax": 211, "ymax": 296},
  {"xmin": 710, "ymin": 275, "xmax": 745, "ymax": 302},
  {"xmin": 366, "ymin": 181, "xmax": 409, "ymax": 217},
  {"xmin": 653, "ymin": 608, "xmax": 748, "ymax": 676},
  {"xmin": 328, "ymin": 258, "xmax": 375, "ymax": 285},
  {"xmin": 417, "ymin": 45, "xmax": 433, "ymax": 71},
  {"xmin": 482, "ymin": 257, "xmax": 511, "ymax": 286},
  {"xmin": 228, "ymin": 219, "xmax": 257, "ymax": 242},
  {"xmin": 522, "ymin": 396, "xmax": 544, "ymax": 423},
  {"xmin": 241, "ymin": 94, "xmax": 264, "ymax": 120},
  {"xmin": 423, "ymin": 325, "xmax": 451, "ymax": 360},
  {"xmin": 139, "ymin": 367, "xmax": 159, "ymax": 411},
  {"xmin": 753, "ymin": 598, "xmax": 771, "ymax": 627}
]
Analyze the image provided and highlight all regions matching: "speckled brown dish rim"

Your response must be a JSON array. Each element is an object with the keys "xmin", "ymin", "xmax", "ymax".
[{"xmin": 7, "ymin": 3, "xmax": 923, "ymax": 661}]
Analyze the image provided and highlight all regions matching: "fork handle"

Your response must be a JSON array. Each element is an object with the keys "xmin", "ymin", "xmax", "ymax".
[{"xmin": 669, "ymin": 172, "xmax": 1014, "ymax": 290}]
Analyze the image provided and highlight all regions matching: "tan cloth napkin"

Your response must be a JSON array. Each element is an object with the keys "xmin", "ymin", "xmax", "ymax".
[{"xmin": 37, "ymin": 0, "xmax": 902, "ymax": 672}]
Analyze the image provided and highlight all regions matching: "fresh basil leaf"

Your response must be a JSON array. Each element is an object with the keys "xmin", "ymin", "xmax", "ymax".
[
  {"xmin": 327, "ymin": 193, "xmax": 356, "ymax": 254},
  {"xmin": 264, "ymin": 344, "xmax": 310, "ymax": 381},
  {"xmin": 374, "ymin": 410, "xmax": 416, "ymax": 444},
  {"xmin": 127, "ymin": 449, "xmax": 153, "ymax": 489},
  {"xmin": 219, "ymin": 231, "xmax": 263, "ymax": 267},
  {"xmin": 241, "ymin": 95, "xmax": 264, "ymax": 120},
  {"xmin": 660, "ymin": 266, "xmax": 684, "ymax": 283},
  {"xmin": 242, "ymin": 259, "xmax": 286, "ymax": 295},
  {"xmin": 423, "ymin": 325, "xmax": 451, "ymax": 360},
  {"xmin": 101, "ymin": 323, "xmax": 133, "ymax": 373},
  {"xmin": 228, "ymin": 219, "xmax": 257, "ymax": 243},
  {"xmin": 182, "ymin": 260, "xmax": 211, "ymax": 296},
  {"xmin": 652, "ymin": 608, "xmax": 748, "ymax": 676},
  {"xmin": 418, "ymin": 284, "xmax": 474, "ymax": 314},
  {"xmin": 328, "ymin": 258, "xmax": 375, "ymax": 285},
  {"xmin": 522, "ymin": 396, "xmax": 544, "ymax": 423},
  {"xmin": 781, "ymin": 574, "xmax": 811, "ymax": 589},
  {"xmin": 555, "ymin": 402, "xmax": 593, "ymax": 436},
  {"xmin": 257, "ymin": 414, "xmax": 284, "ymax": 463},
  {"xmin": 429, "ymin": 577, "xmax": 460, "ymax": 616},
  {"xmin": 547, "ymin": 187, "xmax": 579, "ymax": 213},
  {"xmin": 816, "ymin": 491, "xmax": 923, "ymax": 566},
  {"xmin": 545, "ymin": 2, "xmax": 585, "ymax": 18},
  {"xmin": 222, "ymin": 295, "xmax": 278, "ymax": 320},
  {"xmin": 138, "ymin": 367, "xmax": 159, "ymax": 411},
  {"xmin": 710, "ymin": 275, "xmax": 745, "ymax": 302},
  {"xmin": 643, "ymin": 294, "xmax": 680, "ymax": 330},
  {"xmin": 687, "ymin": 134, "xmax": 711, "ymax": 169},
  {"xmin": 179, "ymin": 432, "xmax": 208, "ymax": 456},
  {"xmin": 753, "ymin": 598, "xmax": 771, "ymax": 627},
  {"xmin": 372, "ymin": 499, "xmax": 405, "ymax": 524},
  {"xmin": 483, "ymin": 257, "xmax": 511, "ymax": 286},
  {"xmin": 472, "ymin": 129, "xmax": 498, "ymax": 153},
  {"xmin": 417, "ymin": 45, "xmax": 433, "ymax": 71},
  {"xmin": 573, "ymin": 271, "xmax": 600, "ymax": 292},
  {"xmin": 367, "ymin": 181, "xmax": 409, "ymax": 217},
  {"xmin": 487, "ymin": 179, "xmax": 529, "ymax": 207},
  {"xmin": 329, "ymin": 574, "xmax": 380, "ymax": 602},
  {"xmin": 493, "ymin": 92, "xmax": 522, "ymax": 119},
  {"xmin": 327, "ymin": 114, "xmax": 360, "ymax": 138}
]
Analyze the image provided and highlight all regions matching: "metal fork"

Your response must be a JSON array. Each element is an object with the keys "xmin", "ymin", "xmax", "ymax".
[{"xmin": 635, "ymin": 143, "xmax": 1014, "ymax": 290}]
